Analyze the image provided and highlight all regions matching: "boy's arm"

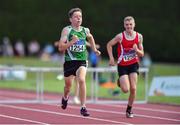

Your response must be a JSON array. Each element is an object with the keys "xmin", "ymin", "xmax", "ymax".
[
  {"xmin": 86, "ymin": 28, "xmax": 101, "ymax": 56},
  {"xmin": 133, "ymin": 33, "xmax": 144, "ymax": 57},
  {"xmin": 106, "ymin": 34, "xmax": 122, "ymax": 66},
  {"xmin": 58, "ymin": 27, "xmax": 78, "ymax": 52}
]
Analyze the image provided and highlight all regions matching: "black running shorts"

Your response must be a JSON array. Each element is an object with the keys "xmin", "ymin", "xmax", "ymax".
[
  {"xmin": 63, "ymin": 60, "xmax": 87, "ymax": 77},
  {"xmin": 117, "ymin": 62, "xmax": 139, "ymax": 77}
]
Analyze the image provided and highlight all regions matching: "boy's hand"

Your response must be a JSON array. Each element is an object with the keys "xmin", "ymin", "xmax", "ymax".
[
  {"xmin": 109, "ymin": 58, "xmax": 115, "ymax": 66},
  {"xmin": 133, "ymin": 44, "xmax": 138, "ymax": 52},
  {"xmin": 94, "ymin": 50, "xmax": 101, "ymax": 56},
  {"xmin": 72, "ymin": 35, "xmax": 79, "ymax": 44}
]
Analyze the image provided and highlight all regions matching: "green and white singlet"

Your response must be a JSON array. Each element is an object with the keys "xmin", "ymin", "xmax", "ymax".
[{"xmin": 64, "ymin": 26, "xmax": 88, "ymax": 61}]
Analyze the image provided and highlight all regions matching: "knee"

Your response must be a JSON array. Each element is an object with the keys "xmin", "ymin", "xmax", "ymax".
[
  {"xmin": 130, "ymin": 87, "xmax": 136, "ymax": 95},
  {"xmin": 64, "ymin": 86, "xmax": 70, "ymax": 93},
  {"xmin": 78, "ymin": 78, "xmax": 85, "ymax": 85},
  {"xmin": 64, "ymin": 83, "xmax": 72, "ymax": 91},
  {"xmin": 122, "ymin": 88, "xmax": 129, "ymax": 93}
]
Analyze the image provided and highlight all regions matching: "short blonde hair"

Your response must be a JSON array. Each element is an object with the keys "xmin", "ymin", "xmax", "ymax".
[{"xmin": 124, "ymin": 16, "xmax": 135, "ymax": 23}]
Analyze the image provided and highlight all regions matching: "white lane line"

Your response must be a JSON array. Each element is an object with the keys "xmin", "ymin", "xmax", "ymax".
[
  {"xmin": 0, "ymin": 104, "xmax": 130, "ymax": 124},
  {"xmin": 48, "ymin": 104, "xmax": 180, "ymax": 122},
  {"xmin": 0, "ymin": 114, "xmax": 48, "ymax": 125},
  {"xmin": 100, "ymin": 104, "xmax": 180, "ymax": 114}
]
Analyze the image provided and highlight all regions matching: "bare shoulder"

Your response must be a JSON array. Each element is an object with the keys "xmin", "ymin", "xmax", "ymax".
[
  {"xmin": 137, "ymin": 32, "xmax": 143, "ymax": 43},
  {"xmin": 116, "ymin": 32, "xmax": 123, "ymax": 38},
  {"xmin": 137, "ymin": 32, "xmax": 143, "ymax": 38},
  {"xmin": 60, "ymin": 26, "xmax": 71, "ymax": 42},
  {"xmin": 83, "ymin": 27, "xmax": 93, "ymax": 38},
  {"xmin": 114, "ymin": 32, "xmax": 123, "ymax": 42},
  {"xmin": 62, "ymin": 26, "xmax": 71, "ymax": 34},
  {"xmin": 84, "ymin": 27, "xmax": 90, "ymax": 35}
]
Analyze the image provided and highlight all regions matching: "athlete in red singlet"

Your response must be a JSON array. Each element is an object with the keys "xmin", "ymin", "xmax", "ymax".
[{"xmin": 107, "ymin": 16, "xmax": 144, "ymax": 118}]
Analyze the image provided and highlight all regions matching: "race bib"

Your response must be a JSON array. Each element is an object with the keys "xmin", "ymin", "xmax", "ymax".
[
  {"xmin": 69, "ymin": 39, "xmax": 85, "ymax": 52},
  {"xmin": 123, "ymin": 50, "xmax": 136, "ymax": 62},
  {"xmin": 123, "ymin": 54, "xmax": 135, "ymax": 61}
]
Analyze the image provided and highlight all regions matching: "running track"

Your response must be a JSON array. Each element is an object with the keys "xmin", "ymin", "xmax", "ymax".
[{"xmin": 0, "ymin": 89, "xmax": 180, "ymax": 124}]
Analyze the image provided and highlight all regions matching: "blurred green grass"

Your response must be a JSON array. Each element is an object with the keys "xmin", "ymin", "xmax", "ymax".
[{"xmin": 0, "ymin": 57, "xmax": 180, "ymax": 105}]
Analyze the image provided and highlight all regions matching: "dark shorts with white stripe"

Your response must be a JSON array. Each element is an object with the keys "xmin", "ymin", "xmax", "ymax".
[{"xmin": 63, "ymin": 60, "xmax": 87, "ymax": 77}]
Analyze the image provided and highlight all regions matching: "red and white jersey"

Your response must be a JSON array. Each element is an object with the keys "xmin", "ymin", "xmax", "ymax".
[{"xmin": 117, "ymin": 31, "xmax": 139, "ymax": 66}]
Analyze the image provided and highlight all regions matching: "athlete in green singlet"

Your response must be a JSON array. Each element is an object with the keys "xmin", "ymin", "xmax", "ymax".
[{"xmin": 58, "ymin": 8, "xmax": 101, "ymax": 117}]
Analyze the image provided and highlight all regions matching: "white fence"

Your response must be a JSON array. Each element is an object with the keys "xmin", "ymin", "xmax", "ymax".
[{"xmin": 0, "ymin": 66, "xmax": 149, "ymax": 104}]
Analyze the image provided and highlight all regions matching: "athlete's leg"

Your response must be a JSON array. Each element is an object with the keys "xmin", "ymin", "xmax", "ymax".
[
  {"xmin": 61, "ymin": 75, "xmax": 75, "ymax": 109},
  {"xmin": 128, "ymin": 72, "xmax": 138, "ymax": 106},
  {"xmin": 63, "ymin": 75, "xmax": 75, "ymax": 99},
  {"xmin": 76, "ymin": 66, "xmax": 90, "ymax": 116},
  {"xmin": 74, "ymin": 77, "xmax": 79, "ymax": 97},
  {"xmin": 73, "ymin": 77, "xmax": 80, "ymax": 104},
  {"xmin": 76, "ymin": 66, "xmax": 87, "ymax": 107},
  {"xmin": 119, "ymin": 75, "xmax": 130, "ymax": 93},
  {"xmin": 125, "ymin": 72, "xmax": 137, "ymax": 118}
]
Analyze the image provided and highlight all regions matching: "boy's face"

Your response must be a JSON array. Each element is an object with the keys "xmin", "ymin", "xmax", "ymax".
[
  {"xmin": 124, "ymin": 20, "xmax": 135, "ymax": 33},
  {"xmin": 70, "ymin": 11, "xmax": 82, "ymax": 27}
]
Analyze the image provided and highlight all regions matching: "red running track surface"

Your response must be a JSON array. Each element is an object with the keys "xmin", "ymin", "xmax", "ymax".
[{"xmin": 0, "ymin": 89, "xmax": 180, "ymax": 124}]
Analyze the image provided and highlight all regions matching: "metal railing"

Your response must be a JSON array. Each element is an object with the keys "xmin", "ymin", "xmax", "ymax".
[{"xmin": 0, "ymin": 66, "xmax": 149, "ymax": 104}]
